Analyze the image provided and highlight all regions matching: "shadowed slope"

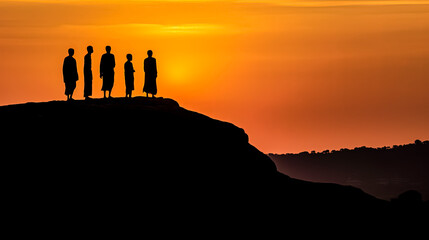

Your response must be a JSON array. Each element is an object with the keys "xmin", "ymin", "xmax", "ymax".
[{"xmin": 2, "ymin": 97, "xmax": 423, "ymax": 234}]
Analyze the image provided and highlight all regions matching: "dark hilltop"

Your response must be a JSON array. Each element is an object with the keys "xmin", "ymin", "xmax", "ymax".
[{"xmin": 1, "ymin": 97, "xmax": 427, "ymax": 235}]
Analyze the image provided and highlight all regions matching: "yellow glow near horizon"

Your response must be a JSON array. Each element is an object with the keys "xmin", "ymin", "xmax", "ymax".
[{"xmin": 166, "ymin": 62, "xmax": 190, "ymax": 83}]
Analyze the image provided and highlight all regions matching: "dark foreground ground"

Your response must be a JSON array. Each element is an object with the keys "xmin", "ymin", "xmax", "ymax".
[{"xmin": 1, "ymin": 97, "xmax": 427, "ymax": 236}]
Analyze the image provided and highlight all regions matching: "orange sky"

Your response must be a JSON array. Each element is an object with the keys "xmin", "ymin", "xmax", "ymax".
[{"xmin": 1, "ymin": 0, "xmax": 429, "ymax": 153}]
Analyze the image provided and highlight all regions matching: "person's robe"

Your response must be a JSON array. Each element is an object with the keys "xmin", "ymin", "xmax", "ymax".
[
  {"xmin": 124, "ymin": 61, "xmax": 135, "ymax": 93},
  {"xmin": 143, "ymin": 57, "xmax": 157, "ymax": 95},
  {"xmin": 63, "ymin": 56, "xmax": 78, "ymax": 95},
  {"xmin": 100, "ymin": 53, "xmax": 116, "ymax": 91},
  {"xmin": 84, "ymin": 53, "xmax": 92, "ymax": 97}
]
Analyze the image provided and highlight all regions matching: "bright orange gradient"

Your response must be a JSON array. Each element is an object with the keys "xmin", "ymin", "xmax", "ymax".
[{"xmin": 1, "ymin": 0, "xmax": 429, "ymax": 153}]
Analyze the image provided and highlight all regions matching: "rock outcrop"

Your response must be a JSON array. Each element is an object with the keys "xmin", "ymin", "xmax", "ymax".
[{"xmin": 1, "ymin": 98, "xmax": 425, "ymax": 235}]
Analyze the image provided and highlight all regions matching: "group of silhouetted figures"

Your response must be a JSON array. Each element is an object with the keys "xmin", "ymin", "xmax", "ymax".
[{"xmin": 63, "ymin": 46, "xmax": 158, "ymax": 101}]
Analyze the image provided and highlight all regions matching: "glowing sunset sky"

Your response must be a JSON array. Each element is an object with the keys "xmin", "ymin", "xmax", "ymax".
[{"xmin": 1, "ymin": 0, "xmax": 429, "ymax": 153}]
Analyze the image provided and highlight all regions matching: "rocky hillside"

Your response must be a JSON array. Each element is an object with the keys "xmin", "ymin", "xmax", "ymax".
[{"xmin": 1, "ymin": 97, "xmax": 426, "ymax": 234}]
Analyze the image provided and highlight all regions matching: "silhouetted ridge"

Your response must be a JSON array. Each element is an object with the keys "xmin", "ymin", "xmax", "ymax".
[
  {"xmin": 269, "ymin": 141, "xmax": 429, "ymax": 201},
  {"xmin": 1, "ymin": 97, "xmax": 426, "ymax": 234}
]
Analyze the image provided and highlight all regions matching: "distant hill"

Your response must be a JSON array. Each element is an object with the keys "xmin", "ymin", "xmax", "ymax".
[
  {"xmin": 1, "ymin": 97, "xmax": 427, "ymax": 234},
  {"xmin": 269, "ymin": 141, "xmax": 429, "ymax": 201}
]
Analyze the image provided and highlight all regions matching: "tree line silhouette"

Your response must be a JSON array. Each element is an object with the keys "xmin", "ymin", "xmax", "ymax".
[
  {"xmin": 269, "ymin": 140, "xmax": 429, "ymax": 201},
  {"xmin": 63, "ymin": 46, "xmax": 158, "ymax": 101}
]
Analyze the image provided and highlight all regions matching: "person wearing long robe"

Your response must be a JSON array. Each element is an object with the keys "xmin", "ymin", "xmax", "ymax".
[
  {"xmin": 100, "ymin": 46, "xmax": 116, "ymax": 98},
  {"xmin": 84, "ymin": 45, "xmax": 93, "ymax": 100},
  {"xmin": 124, "ymin": 54, "xmax": 135, "ymax": 98},
  {"xmin": 63, "ymin": 48, "xmax": 78, "ymax": 101},
  {"xmin": 143, "ymin": 50, "xmax": 157, "ymax": 98}
]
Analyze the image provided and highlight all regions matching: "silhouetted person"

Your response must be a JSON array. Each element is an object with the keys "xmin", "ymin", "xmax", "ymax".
[
  {"xmin": 143, "ymin": 50, "xmax": 157, "ymax": 98},
  {"xmin": 100, "ymin": 46, "xmax": 116, "ymax": 98},
  {"xmin": 124, "ymin": 54, "xmax": 135, "ymax": 98},
  {"xmin": 63, "ymin": 48, "xmax": 78, "ymax": 101},
  {"xmin": 84, "ymin": 45, "xmax": 93, "ymax": 100}
]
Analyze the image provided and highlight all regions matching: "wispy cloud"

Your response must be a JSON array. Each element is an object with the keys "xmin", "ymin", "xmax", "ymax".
[
  {"xmin": 5, "ymin": 0, "xmax": 429, "ymax": 5},
  {"xmin": 238, "ymin": 0, "xmax": 429, "ymax": 7},
  {"xmin": 59, "ymin": 23, "xmax": 233, "ymax": 36}
]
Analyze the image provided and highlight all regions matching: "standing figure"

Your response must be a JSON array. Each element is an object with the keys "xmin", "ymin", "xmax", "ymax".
[
  {"xmin": 84, "ymin": 45, "xmax": 93, "ymax": 100},
  {"xmin": 63, "ymin": 48, "xmax": 78, "ymax": 101},
  {"xmin": 143, "ymin": 50, "xmax": 158, "ymax": 98},
  {"xmin": 100, "ymin": 46, "xmax": 116, "ymax": 98},
  {"xmin": 124, "ymin": 54, "xmax": 135, "ymax": 98}
]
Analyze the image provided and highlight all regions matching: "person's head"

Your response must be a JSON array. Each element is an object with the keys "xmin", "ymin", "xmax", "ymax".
[
  {"xmin": 147, "ymin": 50, "xmax": 153, "ymax": 57},
  {"xmin": 106, "ymin": 46, "xmax": 111, "ymax": 53},
  {"xmin": 126, "ymin": 54, "xmax": 132, "ymax": 61},
  {"xmin": 68, "ymin": 48, "xmax": 74, "ymax": 56},
  {"xmin": 87, "ymin": 45, "xmax": 93, "ymax": 54}
]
